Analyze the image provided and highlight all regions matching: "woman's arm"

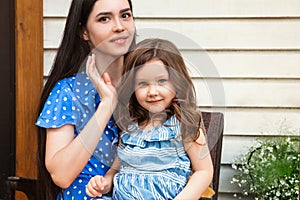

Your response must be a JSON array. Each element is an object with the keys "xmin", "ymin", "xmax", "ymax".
[
  {"xmin": 174, "ymin": 132, "xmax": 214, "ymax": 200},
  {"xmin": 45, "ymin": 100, "xmax": 114, "ymax": 188},
  {"xmin": 45, "ymin": 55, "xmax": 117, "ymax": 188}
]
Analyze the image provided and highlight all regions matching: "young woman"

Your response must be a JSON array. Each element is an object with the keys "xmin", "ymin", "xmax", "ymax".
[
  {"xmin": 85, "ymin": 38, "xmax": 214, "ymax": 199},
  {"xmin": 36, "ymin": 0, "xmax": 135, "ymax": 199}
]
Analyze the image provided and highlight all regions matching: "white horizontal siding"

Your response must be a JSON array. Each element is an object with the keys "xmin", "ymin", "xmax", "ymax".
[
  {"xmin": 202, "ymin": 107, "xmax": 300, "ymax": 136},
  {"xmin": 45, "ymin": 50, "xmax": 300, "ymax": 78},
  {"xmin": 44, "ymin": 18, "xmax": 300, "ymax": 50},
  {"xmin": 132, "ymin": 0, "xmax": 300, "ymax": 18},
  {"xmin": 43, "ymin": 0, "xmax": 300, "ymax": 198},
  {"xmin": 184, "ymin": 51, "xmax": 300, "ymax": 78},
  {"xmin": 194, "ymin": 79, "xmax": 300, "ymax": 107},
  {"xmin": 134, "ymin": 19, "xmax": 300, "ymax": 50},
  {"xmin": 43, "ymin": 0, "xmax": 71, "ymax": 17},
  {"xmin": 43, "ymin": 0, "xmax": 300, "ymax": 17}
]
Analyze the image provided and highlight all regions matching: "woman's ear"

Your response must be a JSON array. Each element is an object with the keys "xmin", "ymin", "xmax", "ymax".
[{"xmin": 82, "ymin": 28, "xmax": 89, "ymax": 41}]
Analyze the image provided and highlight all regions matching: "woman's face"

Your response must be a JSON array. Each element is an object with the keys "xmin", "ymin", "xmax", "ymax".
[
  {"xmin": 83, "ymin": 0, "xmax": 135, "ymax": 57},
  {"xmin": 134, "ymin": 59, "xmax": 176, "ymax": 114}
]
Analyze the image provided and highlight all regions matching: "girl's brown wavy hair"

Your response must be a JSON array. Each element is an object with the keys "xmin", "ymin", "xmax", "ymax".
[{"xmin": 115, "ymin": 38, "xmax": 203, "ymax": 144}]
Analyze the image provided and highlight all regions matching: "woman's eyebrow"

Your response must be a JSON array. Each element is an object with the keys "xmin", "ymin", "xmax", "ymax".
[
  {"xmin": 120, "ymin": 8, "xmax": 131, "ymax": 13},
  {"xmin": 95, "ymin": 8, "xmax": 131, "ymax": 18}
]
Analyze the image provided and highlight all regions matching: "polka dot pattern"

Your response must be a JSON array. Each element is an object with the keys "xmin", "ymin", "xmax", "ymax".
[{"xmin": 36, "ymin": 73, "xmax": 118, "ymax": 199}]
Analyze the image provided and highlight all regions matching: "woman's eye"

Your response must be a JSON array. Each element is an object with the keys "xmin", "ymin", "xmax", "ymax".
[
  {"xmin": 158, "ymin": 79, "xmax": 167, "ymax": 84},
  {"xmin": 98, "ymin": 17, "xmax": 109, "ymax": 22},
  {"xmin": 122, "ymin": 12, "xmax": 132, "ymax": 19}
]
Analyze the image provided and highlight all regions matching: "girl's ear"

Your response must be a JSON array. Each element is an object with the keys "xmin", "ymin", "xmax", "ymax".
[{"xmin": 82, "ymin": 28, "xmax": 89, "ymax": 41}]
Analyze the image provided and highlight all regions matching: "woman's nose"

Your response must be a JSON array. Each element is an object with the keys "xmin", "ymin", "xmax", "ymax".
[{"xmin": 113, "ymin": 18, "xmax": 125, "ymax": 32}]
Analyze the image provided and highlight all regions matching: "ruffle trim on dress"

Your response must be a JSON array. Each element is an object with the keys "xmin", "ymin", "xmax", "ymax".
[{"xmin": 120, "ymin": 115, "xmax": 181, "ymax": 147}]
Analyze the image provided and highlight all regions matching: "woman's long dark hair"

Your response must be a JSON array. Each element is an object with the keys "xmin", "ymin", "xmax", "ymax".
[{"xmin": 37, "ymin": 0, "xmax": 133, "ymax": 199}]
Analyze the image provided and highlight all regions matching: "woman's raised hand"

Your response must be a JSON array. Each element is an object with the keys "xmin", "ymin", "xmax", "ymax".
[{"xmin": 86, "ymin": 54, "xmax": 118, "ymax": 111}]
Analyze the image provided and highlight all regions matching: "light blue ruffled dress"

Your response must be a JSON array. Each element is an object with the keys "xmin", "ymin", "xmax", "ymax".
[
  {"xmin": 36, "ymin": 71, "xmax": 118, "ymax": 200},
  {"xmin": 113, "ymin": 115, "xmax": 191, "ymax": 200}
]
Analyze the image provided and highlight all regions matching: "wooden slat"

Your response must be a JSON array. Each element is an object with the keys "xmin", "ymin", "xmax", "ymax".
[
  {"xmin": 132, "ymin": 0, "xmax": 300, "ymax": 18},
  {"xmin": 134, "ymin": 19, "xmax": 300, "ymax": 50},
  {"xmin": 44, "ymin": 50, "xmax": 56, "ymax": 76},
  {"xmin": 15, "ymin": 1, "xmax": 43, "ymax": 199},
  {"xmin": 43, "ymin": 0, "xmax": 71, "ymax": 17},
  {"xmin": 201, "ymin": 107, "xmax": 300, "ymax": 136},
  {"xmin": 184, "ymin": 51, "xmax": 300, "ymax": 78},
  {"xmin": 43, "ymin": 19, "xmax": 65, "ymax": 49},
  {"xmin": 44, "ymin": 18, "xmax": 300, "ymax": 50},
  {"xmin": 43, "ymin": 0, "xmax": 300, "ymax": 18},
  {"xmin": 45, "ymin": 50, "xmax": 300, "ymax": 78},
  {"xmin": 221, "ymin": 108, "xmax": 300, "ymax": 136},
  {"xmin": 193, "ymin": 79, "xmax": 300, "ymax": 107}
]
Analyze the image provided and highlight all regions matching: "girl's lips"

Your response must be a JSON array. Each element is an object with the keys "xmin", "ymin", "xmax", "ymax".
[{"xmin": 147, "ymin": 100, "xmax": 162, "ymax": 104}]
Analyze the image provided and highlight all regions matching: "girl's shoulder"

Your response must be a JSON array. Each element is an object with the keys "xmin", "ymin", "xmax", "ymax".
[{"xmin": 120, "ymin": 115, "xmax": 182, "ymax": 146}]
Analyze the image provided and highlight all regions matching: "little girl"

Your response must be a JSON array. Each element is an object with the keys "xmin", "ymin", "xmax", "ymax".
[{"xmin": 86, "ymin": 38, "xmax": 214, "ymax": 199}]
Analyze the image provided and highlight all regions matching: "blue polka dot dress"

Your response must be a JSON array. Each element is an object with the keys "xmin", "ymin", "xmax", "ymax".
[
  {"xmin": 112, "ymin": 115, "xmax": 191, "ymax": 200},
  {"xmin": 36, "ymin": 71, "xmax": 118, "ymax": 200}
]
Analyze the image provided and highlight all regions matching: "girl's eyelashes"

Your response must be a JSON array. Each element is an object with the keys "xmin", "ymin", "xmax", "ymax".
[
  {"xmin": 157, "ymin": 79, "xmax": 167, "ymax": 85},
  {"xmin": 136, "ymin": 79, "xmax": 168, "ymax": 87},
  {"xmin": 137, "ymin": 81, "xmax": 148, "ymax": 87}
]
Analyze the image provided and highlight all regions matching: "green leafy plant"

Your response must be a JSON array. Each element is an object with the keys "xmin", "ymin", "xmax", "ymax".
[{"xmin": 231, "ymin": 136, "xmax": 299, "ymax": 200}]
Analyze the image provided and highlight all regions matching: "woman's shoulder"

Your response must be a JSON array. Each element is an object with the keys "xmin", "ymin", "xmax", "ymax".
[{"xmin": 53, "ymin": 76, "xmax": 76, "ymax": 91}]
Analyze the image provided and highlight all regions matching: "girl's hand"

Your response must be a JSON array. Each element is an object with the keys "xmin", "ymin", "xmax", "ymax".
[
  {"xmin": 86, "ymin": 175, "xmax": 111, "ymax": 197},
  {"xmin": 86, "ymin": 54, "xmax": 118, "ymax": 110}
]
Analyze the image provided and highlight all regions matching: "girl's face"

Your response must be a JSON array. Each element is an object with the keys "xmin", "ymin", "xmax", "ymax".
[
  {"xmin": 83, "ymin": 0, "xmax": 135, "ymax": 56},
  {"xmin": 134, "ymin": 59, "xmax": 176, "ymax": 114}
]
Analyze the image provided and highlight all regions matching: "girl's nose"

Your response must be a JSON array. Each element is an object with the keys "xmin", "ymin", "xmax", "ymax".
[{"xmin": 148, "ymin": 84, "xmax": 159, "ymax": 96}]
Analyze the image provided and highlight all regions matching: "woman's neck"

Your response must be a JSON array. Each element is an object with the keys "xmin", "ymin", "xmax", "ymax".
[{"xmin": 94, "ymin": 53, "xmax": 124, "ymax": 86}]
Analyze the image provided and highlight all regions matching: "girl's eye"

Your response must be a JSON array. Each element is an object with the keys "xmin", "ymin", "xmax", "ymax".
[
  {"xmin": 158, "ymin": 79, "xmax": 167, "ymax": 84},
  {"xmin": 98, "ymin": 16, "xmax": 110, "ymax": 22},
  {"xmin": 122, "ymin": 12, "xmax": 132, "ymax": 19},
  {"xmin": 137, "ymin": 82, "xmax": 147, "ymax": 87}
]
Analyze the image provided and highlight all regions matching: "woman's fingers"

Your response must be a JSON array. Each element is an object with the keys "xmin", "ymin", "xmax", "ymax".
[
  {"xmin": 102, "ymin": 72, "xmax": 112, "ymax": 85},
  {"xmin": 86, "ymin": 54, "xmax": 101, "ymax": 88},
  {"xmin": 86, "ymin": 54, "xmax": 117, "ymax": 110}
]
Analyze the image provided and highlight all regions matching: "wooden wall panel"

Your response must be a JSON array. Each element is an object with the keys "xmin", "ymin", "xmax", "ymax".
[{"xmin": 15, "ymin": 0, "xmax": 43, "ymax": 199}]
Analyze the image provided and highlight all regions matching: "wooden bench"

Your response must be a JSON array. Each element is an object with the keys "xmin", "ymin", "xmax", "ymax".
[{"xmin": 7, "ymin": 111, "xmax": 224, "ymax": 200}]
